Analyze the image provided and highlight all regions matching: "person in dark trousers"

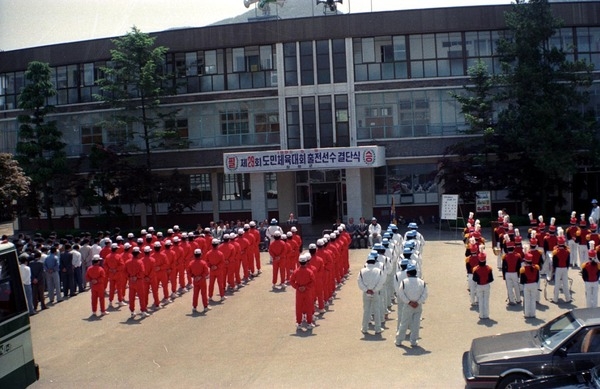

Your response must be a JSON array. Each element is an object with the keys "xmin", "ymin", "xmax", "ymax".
[
  {"xmin": 29, "ymin": 250, "xmax": 48, "ymax": 311},
  {"xmin": 60, "ymin": 243, "xmax": 76, "ymax": 298}
]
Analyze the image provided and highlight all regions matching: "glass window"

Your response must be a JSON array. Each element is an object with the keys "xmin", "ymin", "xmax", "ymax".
[
  {"xmin": 335, "ymin": 94, "xmax": 350, "ymax": 147},
  {"xmin": 284, "ymin": 43, "xmax": 298, "ymax": 87},
  {"xmin": 286, "ymin": 98, "xmax": 300, "ymax": 149},
  {"xmin": 190, "ymin": 173, "xmax": 212, "ymax": 201},
  {"xmin": 319, "ymin": 95, "xmax": 333, "ymax": 147},
  {"xmin": 219, "ymin": 173, "xmax": 250, "ymax": 201},
  {"xmin": 220, "ymin": 110, "xmax": 249, "ymax": 135},
  {"xmin": 362, "ymin": 38, "xmax": 375, "ymax": 63},
  {"xmin": 205, "ymin": 50, "xmax": 218, "ymax": 74},
  {"xmin": 300, "ymin": 41, "xmax": 314, "ymax": 85},
  {"xmin": 316, "ymin": 40, "xmax": 330, "ymax": 84},
  {"xmin": 302, "ymin": 96, "xmax": 317, "ymax": 148},
  {"xmin": 81, "ymin": 125, "xmax": 103, "ymax": 154},
  {"xmin": 260, "ymin": 45, "xmax": 274, "ymax": 70},
  {"xmin": 332, "ymin": 38, "xmax": 347, "ymax": 83},
  {"xmin": 266, "ymin": 172, "xmax": 277, "ymax": 199}
]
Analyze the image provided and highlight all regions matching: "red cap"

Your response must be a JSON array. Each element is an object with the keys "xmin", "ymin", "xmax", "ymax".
[
  {"xmin": 529, "ymin": 237, "xmax": 537, "ymax": 246},
  {"xmin": 557, "ymin": 236, "xmax": 566, "ymax": 245},
  {"xmin": 548, "ymin": 225, "xmax": 556, "ymax": 233},
  {"xmin": 524, "ymin": 252, "xmax": 533, "ymax": 262},
  {"xmin": 478, "ymin": 252, "xmax": 487, "ymax": 262},
  {"xmin": 580, "ymin": 219, "xmax": 588, "ymax": 227}
]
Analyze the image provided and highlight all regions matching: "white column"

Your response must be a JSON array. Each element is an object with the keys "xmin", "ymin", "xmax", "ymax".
[
  {"xmin": 250, "ymin": 173, "xmax": 267, "ymax": 222},
  {"xmin": 346, "ymin": 167, "xmax": 368, "ymax": 221}
]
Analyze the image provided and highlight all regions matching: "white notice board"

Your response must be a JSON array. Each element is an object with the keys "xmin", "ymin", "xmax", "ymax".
[{"xmin": 440, "ymin": 194, "xmax": 459, "ymax": 220}]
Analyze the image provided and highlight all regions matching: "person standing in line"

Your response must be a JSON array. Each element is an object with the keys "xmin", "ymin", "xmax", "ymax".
[
  {"xmin": 501, "ymin": 237, "xmax": 522, "ymax": 306},
  {"xmin": 519, "ymin": 252, "xmax": 540, "ymax": 318},
  {"xmin": 19, "ymin": 254, "xmax": 35, "ymax": 316},
  {"xmin": 85, "ymin": 255, "xmax": 108, "ymax": 317},
  {"xmin": 576, "ymin": 214, "xmax": 590, "ymax": 269},
  {"xmin": 289, "ymin": 253, "xmax": 316, "ymax": 330},
  {"xmin": 141, "ymin": 245, "xmax": 160, "ymax": 311},
  {"xmin": 205, "ymin": 239, "xmax": 226, "ymax": 302},
  {"xmin": 358, "ymin": 252, "xmax": 386, "ymax": 334},
  {"xmin": 395, "ymin": 263, "xmax": 427, "ymax": 347},
  {"xmin": 125, "ymin": 247, "xmax": 149, "ymax": 318},
  {"xmin": 29, "ymin": 250, "xmax": 47, "ymax": 311},
  {"xmin": 44, "ymin": 246, "xmax": 62, "ymax": 304},
  {"xmin": 552, "ymin": 230, "xmax": 572, "ymax": 303},
  {"xmin": 187, "ymin": 248, "xmax": 210, "ymax": 314},
  {"xmin": 104, "ymin": 243, "xmax": 125, "ymax": 307},
  {"xmin": 472, "ymin": 252, "xmax": 494, "ymax": 320},
  {"xmin": 581, "ymin": 242, "xmax": 600, "ymax": 308},
  {"xmin": 71, "ymin": 244, "xmax": 85, "ymax": 294},
  {"xmin": 79, "ymin": 238, "xmax": 93, "ymax": 290},
  {"xmin": 269, "ymin": 231, "xmax": 286, "ymax": 289},
  {"xmin": 248, "ymin": 221, "xmax": 262, "ymax": 275},
  {"xmin": 60, "ymin": 243, "xmax": 76, "ymax": 298},
  {"xmin": 590, "ymin": 199, "xmax": 600, "ymax": 225}
]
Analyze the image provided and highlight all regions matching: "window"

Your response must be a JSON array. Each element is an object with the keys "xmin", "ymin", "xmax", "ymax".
[
  {"xmin": 316, "ymin": 40, "xmax": 330, "ymax": 84},
  {"xmin": 332, "ymin": 38, "xmax": 347, "ymax": 83},
  {"xmin": 255, "ymin": 113, "xmax": 280, "ymax": 133},
  {"xmin": 190, "ymin": 173, "xmax": 212, "ymax": 202},
  {"xmin": 286, "ymin": 98, "xmax": 300, "ymax": 149},
  {"xmin": 220, "ymin": 110, "xmax": 249, "ymax": 135},
  {"xmin": 219, "ymin": 173, "xmax": 250, "ymax": 201},
  {"xmin": 374, "ymin": 164, "xmax": 438, "ymax": 205},
  {"xmin": 302, "ymin": 97, "xmax": 317, "ymax": 148},
  {"xmin": 81, "ymin": 126, "xmax": 103, "ymax": 154},
  {"xmin": 319, "ymin": 96, "xmax": 333, "ymax": 147},
  {"xmin": 300, "ymin": 41, "xmax": 314, "ymax": 85},
  {"xmin": 284, "ymin": 43, "xmax": 298, "ymax": 87},
  {"xmin": 266, "ymin": 172, "xmax": 277, "ymax": 199},
  {"xmin": 163, "ymin": 119, "xmax": 189, "ymax": 149}
]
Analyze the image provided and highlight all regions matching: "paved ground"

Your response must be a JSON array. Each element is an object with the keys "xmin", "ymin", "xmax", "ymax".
[{"xmin": 27, "ymin": 225, "xmax": 588, "ymax": 388}]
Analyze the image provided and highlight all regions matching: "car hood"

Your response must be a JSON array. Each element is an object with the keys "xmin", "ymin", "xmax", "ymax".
[{"xmin": 472, "ymin": 329, "xmax": 546, "ymax": 364}]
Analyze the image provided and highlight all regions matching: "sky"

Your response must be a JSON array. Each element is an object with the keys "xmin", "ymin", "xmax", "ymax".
[{"xmin": 0, "ymin": 0, "xmax": 514, "ymax": 52}]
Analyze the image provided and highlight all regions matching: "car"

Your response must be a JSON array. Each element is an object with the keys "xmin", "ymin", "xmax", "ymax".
[
  {"xmin": 463, "ymin": 308, "xmax": 600, "ymax": 389},
  {"xmin": 513, "ymin": 364, "xmax": 600, "ymax": 388}
]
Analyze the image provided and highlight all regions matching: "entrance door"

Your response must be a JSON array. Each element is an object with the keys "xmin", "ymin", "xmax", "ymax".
[{"xmin": 311, "ymin": 183, "xmax": 339, "ymax": 224}]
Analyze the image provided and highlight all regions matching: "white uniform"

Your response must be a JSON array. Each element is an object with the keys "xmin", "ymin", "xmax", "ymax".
[
  {"xmin": 396, "ymin": 275, "xmax": 428, "ymax": 346},
  {"xmin": 358, "ymin": 263, "xmax": 386, "ymax": 333}
]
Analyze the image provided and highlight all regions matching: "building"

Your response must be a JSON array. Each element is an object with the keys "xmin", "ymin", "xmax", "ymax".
[{"xmin": 0, "ymin": 2, "xmax": 599, "ymax": 231}]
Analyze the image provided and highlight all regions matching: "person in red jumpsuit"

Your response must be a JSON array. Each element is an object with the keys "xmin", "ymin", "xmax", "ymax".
[
  {"xmin": 186, "ymin": 233, "xmax": 199, "ymax": 289},
  {"xmin": 172, "ymin": 236, "xmax": 187, "ymax": 295},
  {"xmin": 119, "ymin": 243, "xmax": 133, "ymax": 303},
  {"xmin": 124, "ymin": 247, "xmax": 148, "ymax": 318},
  {"xmin": 218, "ymin": 234, "xmax": 236, "ymax": 293},
  {"xmin": 152, "ymin": 241, "xmax": 171, "ymax": 304},
  {"xmin": 205, "ymin": 239, "xmax": 226, "ymax": 302},
  {"xmin": 187, "ymin": 248, "xmax": 210, "ymax": 313},
  {"xmin": 236, "ymin": 228, "xmax": 251, "ymax": 283},
  {"xmin": 290, "ymin": 253, "xmax": 316, "ymax": 330},
  {"xmin": 103, "ymin": 243, "xmax": 126, "ymax": 307},
  {"xmin": 141, "ymin": 246, "xmax": 160, "ymax": 312},
  {"xmin": 285, "ymin": 231, "xmax": 299, "ymax": 284},
  {"xmin": 248, "ymin": 221, "xmax": 262, "ymax": 276},
  {"xmin": 307, "ymin": 243, "xmax": 326, "ymax": 314},
  {"xmin": 86, "ymin": 255, "xmax": 108, "ymax": 316},
  {"xmin": 243, "ymin": 225, "xmax": 257, "ymax": 276},
  {"xmin": 163, "ymin": 239, "xmax": 178, "ymax": 299},
  {"xmin": 269, "ymin": 231, "xmax": 286, "ymax": 289}
]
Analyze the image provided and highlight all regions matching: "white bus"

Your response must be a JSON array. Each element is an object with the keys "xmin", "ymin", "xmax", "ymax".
[{"xmin": 0, "ymin": 242, "xmax": 38, "ymax": 387}]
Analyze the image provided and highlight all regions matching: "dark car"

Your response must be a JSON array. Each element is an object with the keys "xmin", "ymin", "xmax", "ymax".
[
  {"xmin": 463, "ymin": 308, "xmax": 600, "ymax": 389},
  {"xmin": 514, "ymin": 365, "xmax": 600, "ymax": 388}
]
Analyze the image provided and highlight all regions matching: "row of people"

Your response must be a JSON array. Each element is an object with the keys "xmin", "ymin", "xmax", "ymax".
[{"xmin": 358, "ymin": 223, "xmax": 428, "ymax": 347}]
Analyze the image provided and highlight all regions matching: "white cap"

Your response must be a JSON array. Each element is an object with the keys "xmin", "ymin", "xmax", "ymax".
[
  {"xmin": 141, "ymin": 229, "xmax": 147, "ymax": 235},
  {"xmin": 165, "ymin": 239, "xmax": 172, "ymax": 246},
  {"xmin": 194, "ymin": 248, "xmax": 202, "ymax": 255},
  {"xmin": 153, "ymin": 241, "xmax": 161, "ymax": 247},
  {"xmin": 249, "ymin": 221, "xmax": 256, "ymax": 227},
  {"xmin": 212, "ymin": 238, "xmax": 220, "ymax": 245},
  {"xmin": 167, "ymin": 228, "xmax": 174, "ymax": 234},
  {"xmin": 143, "ymin": 246, "xmax": 151, "ymax": 253},
  {"xmin": 124, "ymin": 243, "xmax": 131, "ymax": 249},
  {"xmin": 148, "ymin": 226, "xmax": 155, "ymax": 232},
  {"xmin": 111, "ymin": 243, "xmax": 118, "ymax": 249},
  {"xmin": 146, "ymin": 234, "xmax": 152, "ymax": 239},
  {"xmin": 182, "ymin": 232, "xmax": 188, "ymax": 238},
  {"xmin": 92, "ymin": 254, "xmax": 101, "ymax": 261},
  {"xmin": 157, "ymin": 231, "xmax": 163, "ymax": 237},
  {"xmin": 127, "ymin": 233, "xmax": 134, "ymax": 238},
  {"xmin": 291, "ymin": 226, "xmax": 297, "ymax": 232},
  {"xmin": 238, "ymin": 229, "xmax": 244, "ymax": 235},
  {"xmin": 317, "ymin": 239, "xmax": 325, "ymax": 246},
  {"xmin": 173, "ymin": 237, "xmax": 180, "ymax": 242},
  {"xmin": 308, "ymin": 243, "xmax": 317, "ymax": 250},
  {"xmin": 104, "ymin": 238, "xmax": 111, "ymax": 243},
  {"xmin": 286, "ymin": 231, "xmax": 293, "ymax": 237},
  {"xmin": 299, "ymin": 253, "xmax": 310, "ymax": 263},
  {"xmin": 116, "ymin": 235, "xmax": 123, "ymax": 241},
  {"xmin": 274, "ymin": 231, "xmax": 282, "ymax": 237},
  {"xmin": 173, "ymin": 225, "xmax": 180, "ymax": 230}
]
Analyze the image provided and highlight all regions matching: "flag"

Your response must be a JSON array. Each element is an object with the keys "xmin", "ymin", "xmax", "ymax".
[{"xmin": 390, "ymin": 196, "xmax": 397, "ymax": 225}]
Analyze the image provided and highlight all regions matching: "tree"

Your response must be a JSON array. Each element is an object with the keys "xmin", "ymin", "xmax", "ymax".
[
  {"xmin": 0, "ymin": 153, "xmax": 30, "ymax": 221},
  {"xmin": 494, "ymin": 0, "xmax": 596, "ymax": 214},
  {"xmin": 440, "ymin": 60, "xmax": 504, "ymax": 201},
  {"xmin": 96, "ymin": 26, "xmax": 178, "ymax": 225},
  {"xmin": 16, "ymin": 61, "xmax": 68, "ymax": 230}
]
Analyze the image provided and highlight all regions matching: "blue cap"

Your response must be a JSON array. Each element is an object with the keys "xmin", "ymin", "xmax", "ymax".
[
  {"xmin": 382, "ymin": 238, "xmax": 389, "ymax": 246},
  {"xmin": 403, "ymin": 247, "xmax": 413, "ymax": 255},
  {"xmin": 404, "ymin": 240, "xmax": 416, "ymax": 249},
  {"xmin": 390, "ymin": 224, "xmax": 398, "ymax": 231},
  {"xmin": 408, "ymin": 222, "xmax": 418, "ymax": 229},
  {"xmin": 407, "ymin": 263, "xmax": 417, "ymax": 272},
  {"xmin": 367, "ymin": 252, "xmax": 378, "ymax": 261},
  {"xmin": 406, "ymin": 230, "xmax": 417, "ymax": 238},
  {"xmin": 400, "ymin": 259, "xmax": 409, "ymax": 267},
  {"xmin": 593, "ymin": 199, "xmax": 598, "ymax": 204},
  {"xmin": 383, "ymin": 232, "xmax": 392, "ymax": 239},
  {"xmin": 373, "ymin": 243, "xmax": 384, "ymax": 251}
]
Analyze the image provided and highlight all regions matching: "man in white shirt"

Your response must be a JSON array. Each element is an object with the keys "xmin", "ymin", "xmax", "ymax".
[
  {"xmin": 396, "ymin": 263, "xmax": 428, "ymax": 347},
  {"xmin": 72, "ymin": 244, "xmax": 84, "ymax": 293},
  {"xmin": 590, "ymin": 199, "xmax": 600, "ymax": 225},
  {"xmin": 358, "ymin": 252, "xmax": 386, "ymax": 334},
  {"xmin": 368, "ymin": 217, "xmax": 382, "ymax": 248},
  {"xmin": 19, "ymin": 254, "xmax": 36, "ymax": 315}
]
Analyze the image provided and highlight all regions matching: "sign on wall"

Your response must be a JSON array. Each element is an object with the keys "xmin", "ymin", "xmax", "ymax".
[
  {"xmin": 440, "ymin": 194, "xmax": 459, "ymax": 220},
  {"xmin": 223, "ymin": 146, "xmax": 386, "ymax": 173},
  {"xmin": 476, "ymin": 191, "xmax": 491, "ymax": 213}
]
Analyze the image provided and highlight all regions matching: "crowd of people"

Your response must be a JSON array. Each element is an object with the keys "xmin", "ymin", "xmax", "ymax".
[
  {"xmin": 10, "ymin": 222, "xmax": 271, "ymax": 318},
  {"xmin": 463, "ymin": 199, "xmax": 600, "ymax": 321},
  {"xmin": 357, "ymin": 222, "xmax": 428, "ymax": 347}
]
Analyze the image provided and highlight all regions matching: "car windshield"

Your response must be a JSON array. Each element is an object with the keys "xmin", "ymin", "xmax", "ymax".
[
  {"xmin": 592, "ymin": 365, "xmax": 600, "ymax": 389},
  {"xmin": 538, "ymin": 311, "xmax": 581, "ymax": 349}
]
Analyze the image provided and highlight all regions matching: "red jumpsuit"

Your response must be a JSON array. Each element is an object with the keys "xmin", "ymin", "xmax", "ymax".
[
  {"xmin": 269, "ymin": 238, "xmax": 287, "ymax": 285},
  {"xmin": 172, "ymin": 242, "xmax": 186, "ymax": 290},
  {"xmin": 103, "ymin": 249, "xmax": 124, "ymax": 303},
  {"xmin": 290, "ymin": 264, "xmax": 315, "ymax": 325},
  {"xmin": 120, "ymin": 250, "xmax": 132, "ymax": 299},
  {"xmin": 219, "ymin": 241, "xmax": 235, "ymax": 290},
  {"xmin": 286, "ymin": 238, "xmax": 299, "ymax": 282},
  {"xmin": 205, "ymin": 247, "xmax": 225, "ymax": 299},
  {"xmin": 152, "ymin": 249, "xmax": 170, "ymax": 301},
  {"xmin": 320, "ymin": 247, "xmax": 335, "ymax": 301},
  {"xmin": 187, "ymin": 257, "xmax": 210, "ymax": 310},
  {"xmin": 237, "ymin": 234, "xmax": 251, "ymax": 281},
  {"xmin": 141, "ymin": 253, "xmax": 160, "ymax": 308},
  {"xmin": 125, "ymin": 256, "xmax": 146, "ymax": 313},
  {"xmin": 249, "ymin": 227, "xmax": 261, "ymax": 273},
  {"xmin": 230, "ymin": 238, "xmax": 242, "ymax": 287},
  {"xmin": 244, "ymin": 230, "xmax": 257, "ymax": 275},
  {"xmin": 86, "ymin": 264, "xmax": 107, "ymax": 313},
  {"xmin": 308, "ymin": 253, "xmax": 325, "ymax": 311},
  {"xmin": 164, "ymin": 245, "xmax": 177, "ymax": 295}
]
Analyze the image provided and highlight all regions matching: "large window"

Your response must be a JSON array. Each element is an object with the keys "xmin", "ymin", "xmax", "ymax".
[
  {"xmin": 300, "ymin": 41, "xmax": 314, "ymax": 85},
  {"xmin": 354, "ymin": 36, "xmax": 408, "ymax": 81},
  {"xmin": 220, "ymin": 110, "xmax": 249, "ymax": 135},
  {"xmin": 374, "ymin": 164, "xmax": 438, "ymax": 205},
  {"xmin": 218, "ymin": 173, "xmax": 251, "ymax": 211},
  {"xmin": 190, "ymin": 173, "xmax": 213, "ymax": 206},
  {"xmin": 81, "ymin": 125, "xmax": 103, "ymax": 154},
  {"xmin": 284, "ymin": 43, "xmax": 298, "ymax": 87},
  {"xmin": 576, "ymin": 26, "xmax": 600, "ymax": 69},
  {"xmin": 286, "ymin": 98, "xmax": 301, "ymax": 149}
]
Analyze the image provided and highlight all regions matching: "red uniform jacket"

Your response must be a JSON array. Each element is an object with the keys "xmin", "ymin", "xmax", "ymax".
[{"xmin": 582, "ymin": 261, "xmax": 600, "ymax": 282}]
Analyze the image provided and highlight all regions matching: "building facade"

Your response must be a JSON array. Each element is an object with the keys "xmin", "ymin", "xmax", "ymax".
[{"xmin": 0, "ymin": 2, "xmax": 599, "ymax": 230}]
